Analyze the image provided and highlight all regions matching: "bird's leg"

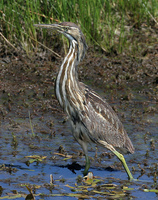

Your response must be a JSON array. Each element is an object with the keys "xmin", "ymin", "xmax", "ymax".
[
  {"xmin": 98, "ymin": 140, "xmax": 135, "ymax": 181},
  {"xmin": 78, "ymin": 140, "xmax": 90, "ymax": 175},
  {"xmin": 112, "ymin": 150, "xmax": 134, "ymax": 181},
  {"xmin": 83, "ymin": 154, "xmax": 90, "ymax": 176}
]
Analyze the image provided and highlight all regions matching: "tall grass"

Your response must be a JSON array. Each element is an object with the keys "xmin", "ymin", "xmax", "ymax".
[{"xmin": 0, "ymin": 0, "xmax": 158, "ymax": 54}]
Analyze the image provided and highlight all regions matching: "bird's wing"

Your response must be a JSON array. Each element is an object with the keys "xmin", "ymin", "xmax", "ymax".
[{"xmin": 79, "ymin": 83, "xmax": 134, "ymax": 154}]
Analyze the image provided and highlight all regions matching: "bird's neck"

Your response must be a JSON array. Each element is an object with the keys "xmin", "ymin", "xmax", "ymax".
[{"xmin": 56, "ymin": 40, "xmax": 83, "ymax": 115}]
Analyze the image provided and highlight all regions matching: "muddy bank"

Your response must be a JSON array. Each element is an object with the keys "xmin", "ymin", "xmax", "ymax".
[{"xmin": 0, "ymin": 30, "xmax": 158, "ymax": 199}]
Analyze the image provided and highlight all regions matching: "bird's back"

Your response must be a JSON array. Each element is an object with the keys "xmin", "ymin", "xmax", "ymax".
[{"xmin": 75, "ymin": 82, "xmax": 135, "ymax": 154}]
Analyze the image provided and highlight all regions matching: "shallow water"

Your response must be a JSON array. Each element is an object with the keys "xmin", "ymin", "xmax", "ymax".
[{"xmin": 0, "ymin": 84, "xmax": 157, "ymax": 199}]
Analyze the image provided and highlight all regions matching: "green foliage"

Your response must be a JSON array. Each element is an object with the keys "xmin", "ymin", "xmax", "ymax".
[{"xmin": 0, "ymin": 0, "xmax": 158, "ymax": 53}]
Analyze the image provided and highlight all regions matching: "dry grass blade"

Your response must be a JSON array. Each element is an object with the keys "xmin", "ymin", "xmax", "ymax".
[
  {"xmin": 0, "ymin": 32, "xmax": 17, "ymax": 50},
  {"xmin": 34, "ymin": 39, "xmax": 61, "ymax": 59}
]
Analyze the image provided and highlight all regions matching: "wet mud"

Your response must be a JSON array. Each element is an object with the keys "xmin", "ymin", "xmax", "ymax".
[{"xmin": 0, "ymin": 32, "xmax": 158, "ymax": 199}]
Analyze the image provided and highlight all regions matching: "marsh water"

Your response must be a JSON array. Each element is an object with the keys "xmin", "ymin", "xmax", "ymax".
[{"xmin": 0, "ymin": 47, "xmax": 158, "ymax": 199}]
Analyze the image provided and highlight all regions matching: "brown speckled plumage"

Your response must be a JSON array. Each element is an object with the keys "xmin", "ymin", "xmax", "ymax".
[{"xmin": 34, "ymin": 22, "xmax": 135, "ymax": 180}]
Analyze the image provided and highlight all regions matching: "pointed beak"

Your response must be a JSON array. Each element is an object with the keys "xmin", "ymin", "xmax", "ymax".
[{"xmin": 34, "ymin": 24, "xmax": 63, "ymax": 33}]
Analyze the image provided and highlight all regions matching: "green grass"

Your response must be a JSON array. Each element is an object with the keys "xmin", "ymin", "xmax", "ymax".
[{"xmin": 0, "ymin": 0, "xmax": 158, "ymax": 54}]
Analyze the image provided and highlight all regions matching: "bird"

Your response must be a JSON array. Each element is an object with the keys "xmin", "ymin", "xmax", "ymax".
[{"xmin": 34, "ymin": 22, "xmax": 135, "ymax": 180}]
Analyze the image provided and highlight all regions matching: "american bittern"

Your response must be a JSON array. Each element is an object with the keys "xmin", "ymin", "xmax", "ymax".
[{"xmin": 34, "ymin": 22, "xmax": 135, "ymax": 180}]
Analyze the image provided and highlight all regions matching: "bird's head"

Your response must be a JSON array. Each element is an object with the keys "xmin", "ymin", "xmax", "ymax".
[{"xmin": 34, "ymin": 22, "xmax": 88, "ymax": 61}]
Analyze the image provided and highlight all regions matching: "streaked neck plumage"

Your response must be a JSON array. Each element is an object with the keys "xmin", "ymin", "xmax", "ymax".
[{"xmin": 55, "ymin": 39, "xmax": 83, "ymax": 116}]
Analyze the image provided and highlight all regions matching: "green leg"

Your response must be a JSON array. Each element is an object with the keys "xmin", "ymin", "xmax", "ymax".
[
  {"xmin": 83, "ymin": 155, "xmax": 90, "ymax": 176},
  {"xmin": 97, "ymin": 139, "xmax": 137, "ymax": 181},
  {"xmin": 113, "ymin": 150, "xmax": 134, "ymax": 181}
]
